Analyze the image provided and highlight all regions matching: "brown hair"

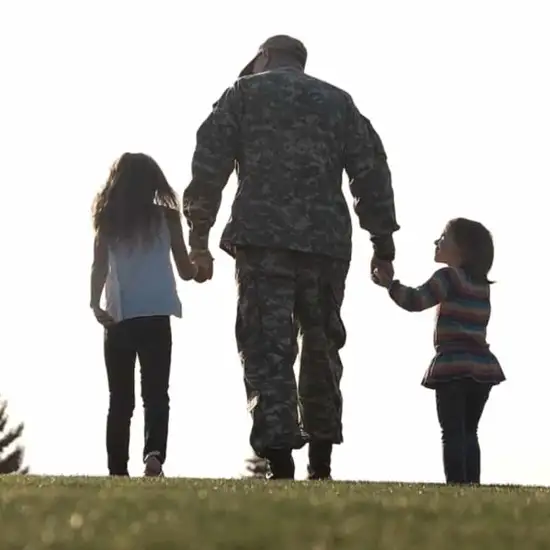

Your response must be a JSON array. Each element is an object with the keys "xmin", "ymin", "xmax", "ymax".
[
  {"xmin": 92, "ymin": 152, "xmax": 179, "ymax": 243},
  {"xmin": 447, "ymin": 217, "xmax": 495, "ymax": 284}
]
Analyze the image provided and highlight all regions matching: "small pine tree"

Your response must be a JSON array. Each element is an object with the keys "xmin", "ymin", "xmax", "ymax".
[
  {"xmin": 0, "ymin": 399, "xmax": 28, "ymax": 474},
  {"xmin": 244, "ymin": 453, "xmax": 269, "ymax": 478}
]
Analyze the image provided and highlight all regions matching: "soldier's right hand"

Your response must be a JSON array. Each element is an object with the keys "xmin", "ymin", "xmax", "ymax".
[{"xmin": 190, "ymin": 248, "xmax": 214, "ymax": 283}]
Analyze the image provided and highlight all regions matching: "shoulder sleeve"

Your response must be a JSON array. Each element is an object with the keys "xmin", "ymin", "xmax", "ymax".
[
  {"xmin": 343, "ymin": 99, "xmax": 400, "ymax": 260},
  {"xmin": 182, "ymin": 83, "xmax": 242, "ymax": 249}
]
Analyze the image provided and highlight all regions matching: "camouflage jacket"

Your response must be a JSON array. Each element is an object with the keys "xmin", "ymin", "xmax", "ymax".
[{"xmin": 183, "ymin": 67, "xmax": 400, "ymax": 261}]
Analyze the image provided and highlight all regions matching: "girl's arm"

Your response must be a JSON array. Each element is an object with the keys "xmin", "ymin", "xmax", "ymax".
[
  {"xmin": 166, "ymin": 209, "xmax": 199, "ymax": 281},
  {"xmin": 90, "ymin": 231, "xmax": 108, "ymax": 308},
  {"xmin": 388, "ymin": 267, "xmax": 453, "ymax": 312}
]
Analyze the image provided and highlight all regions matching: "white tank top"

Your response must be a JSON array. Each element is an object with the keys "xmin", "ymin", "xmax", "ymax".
[{"xmin": 104, "ymin": 216, "xmax": 182, "ymax": 323}]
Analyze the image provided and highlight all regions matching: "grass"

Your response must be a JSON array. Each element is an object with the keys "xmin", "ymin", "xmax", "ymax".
[{"xmin": 1, "ymin": 476, "xmax": 550, "ymax": 549}]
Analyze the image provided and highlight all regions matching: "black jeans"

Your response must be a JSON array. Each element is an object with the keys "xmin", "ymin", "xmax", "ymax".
[
  {"xmin": 104, "ymin": 315, "xmax": 172, "ymax": 476},
  {"xmin": 435, "ymin": 379, "xmax": 491, "ymax": 485}
]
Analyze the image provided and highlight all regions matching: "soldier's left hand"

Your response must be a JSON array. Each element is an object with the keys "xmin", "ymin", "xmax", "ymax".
[
  {"xmin": 371, "ymin": 255, "xmax": 393, "ymax": 287},
  {"xmin": 372, "ymin": 267, "xmax": 393, "ymax": 288}
]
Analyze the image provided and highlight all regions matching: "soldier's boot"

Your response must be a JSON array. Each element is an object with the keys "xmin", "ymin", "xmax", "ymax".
[
  {"xmin": 265, "ymin": 448, "xmax": 295, "ymax": 480},
  {"xmin": 307, "ymin": 441, "xmax": 333, "ymax": 480}
]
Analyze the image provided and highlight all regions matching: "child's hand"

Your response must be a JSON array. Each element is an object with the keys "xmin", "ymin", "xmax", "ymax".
[
  {"xmin": 194, "ymin": 264, "xmax": 211, "ymax": 283},
  {"xmin": 180, "ymin": 262, "xmax": 199, "ymax": 281},
  {"xmin": 92, "ymin": 306, "xmax": 115, "ymax": 327}
]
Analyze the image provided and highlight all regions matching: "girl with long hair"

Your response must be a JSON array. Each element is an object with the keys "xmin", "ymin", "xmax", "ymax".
[{"xmin": 90, "ymin": 152, "xmax": 198, "ymax": 477}]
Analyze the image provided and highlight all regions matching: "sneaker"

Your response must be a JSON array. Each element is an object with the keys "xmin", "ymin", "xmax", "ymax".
[{"xmin": 144, "ymin": 452, "xmax": 164, "ymax": 477}]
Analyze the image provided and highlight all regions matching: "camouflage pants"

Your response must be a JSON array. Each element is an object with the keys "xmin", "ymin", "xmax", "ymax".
[{"xmin": 235, "ymin": 246, "xmax": 349, "ymax": 459}]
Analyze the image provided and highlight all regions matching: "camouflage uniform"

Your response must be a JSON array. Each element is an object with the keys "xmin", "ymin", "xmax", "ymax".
[
  {"xmin": 235, "ymin": 247, "xmax": 349, "ymax": 456},
  {"xmin": 183, "ymin": 36, "xmax": 399, "ymax": 471}
]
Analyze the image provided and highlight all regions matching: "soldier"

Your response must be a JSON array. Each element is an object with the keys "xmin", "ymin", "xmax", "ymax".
[{"xmin": 183, "ymin": 35, "xmax": 400, "ymax": 480}]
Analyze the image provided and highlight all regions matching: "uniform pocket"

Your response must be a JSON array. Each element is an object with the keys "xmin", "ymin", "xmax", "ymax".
[
  {"xmin": 325, "ymin": 284, "xmax": 347, "ymax": 350},
  {"xmin": 235, "ymin": 273, "xmax": 264, "ymax": 356}
]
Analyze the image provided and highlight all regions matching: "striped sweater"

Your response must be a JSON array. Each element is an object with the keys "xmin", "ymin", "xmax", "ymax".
[{"xmin": 388, "ymin": 267, "xmax": 505, "ymax": 389}]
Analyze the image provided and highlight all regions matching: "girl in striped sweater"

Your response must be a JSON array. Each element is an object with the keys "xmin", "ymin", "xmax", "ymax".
[{"xmin": 374, "ymin": 217, "xmax": 505, "ymax": 485}]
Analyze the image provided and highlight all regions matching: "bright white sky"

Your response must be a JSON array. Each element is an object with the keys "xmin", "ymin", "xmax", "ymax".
[{"xmin": 1, "ymin": 0, "xmax": 548, "ymax": 485}]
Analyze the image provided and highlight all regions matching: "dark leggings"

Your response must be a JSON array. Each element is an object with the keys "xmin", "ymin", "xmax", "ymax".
[
  {"xmin": 435, "ymin": 379, "xmax": 491, "ymax": 484},
  {"xmin": 104, "ymin": 316, "xmax": 172, "ymax": 476}
]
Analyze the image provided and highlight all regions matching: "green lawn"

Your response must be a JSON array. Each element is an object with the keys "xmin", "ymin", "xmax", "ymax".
[{"xmin": 1, "ymin": 476, "xmax": 550, "ymax": 549}]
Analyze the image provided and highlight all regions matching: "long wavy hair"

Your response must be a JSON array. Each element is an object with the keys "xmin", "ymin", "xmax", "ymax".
[
  {"xmin": 447, "ymin": 217, "xmax": 495, "ymax": 284},
  {"xmin": 92, "ymin": 152, "xmax": 179, "ymax": 243}
]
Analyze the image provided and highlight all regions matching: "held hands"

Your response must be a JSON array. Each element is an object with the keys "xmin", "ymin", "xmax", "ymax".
[
  {"xmin": 190, "ymin": 248, "xmax": 214, "ymax": 284},
  {"xmin": 370, "ymin": 255, "xmax": 394, "ymax": 288}
]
